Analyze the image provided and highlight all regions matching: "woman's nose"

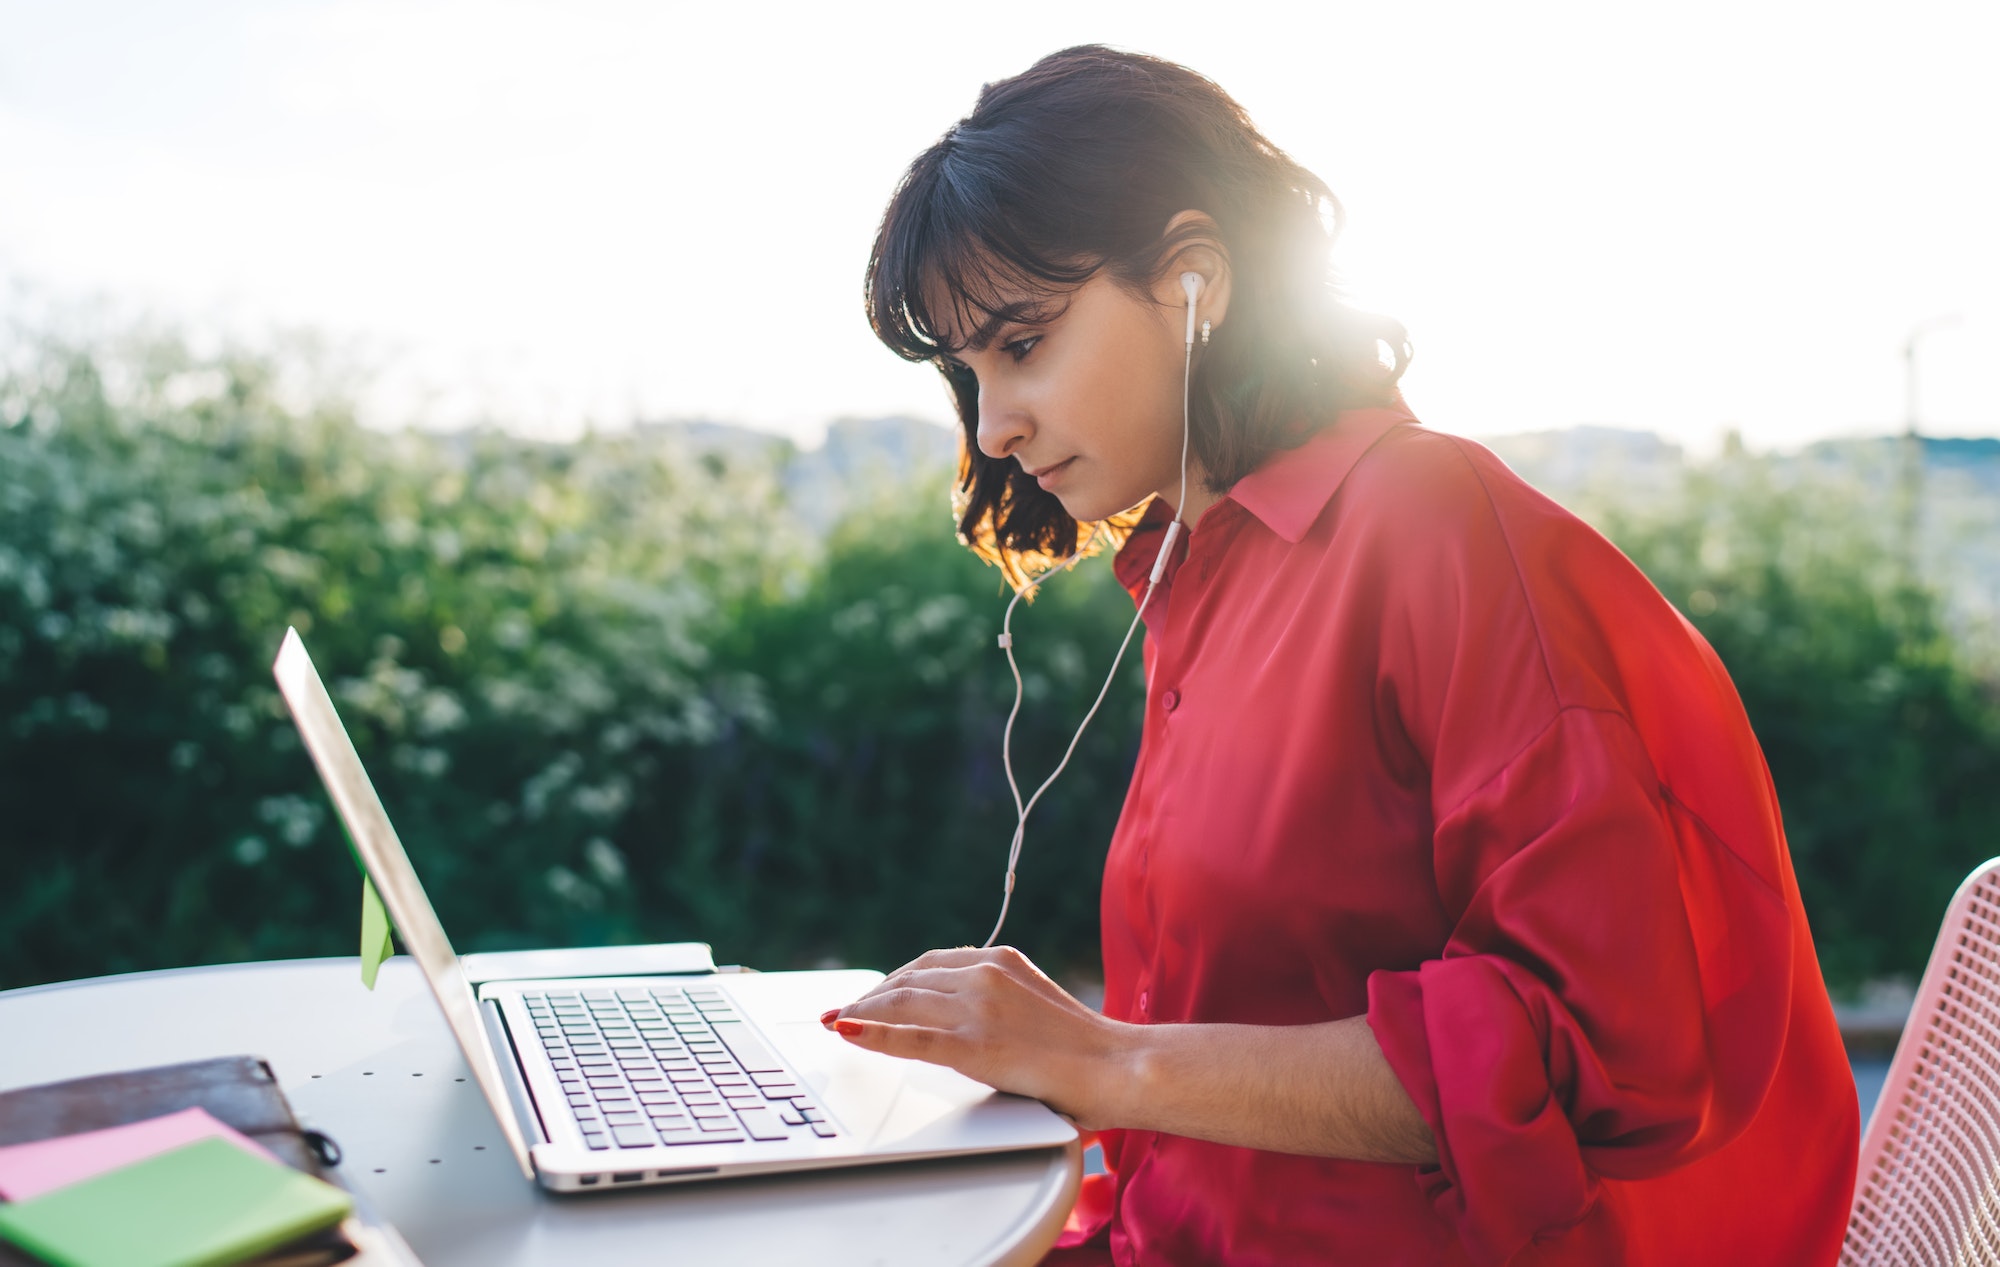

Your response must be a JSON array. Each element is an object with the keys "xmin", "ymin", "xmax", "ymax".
[{"xmin": 976, "ymin": 387, "xmax": 1031, "ymax": 461}]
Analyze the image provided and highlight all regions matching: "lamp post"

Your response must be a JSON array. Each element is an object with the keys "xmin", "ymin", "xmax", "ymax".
[{"xmin": 1898, "ymin": 314, "xmax": 1961, "ymax": 580}]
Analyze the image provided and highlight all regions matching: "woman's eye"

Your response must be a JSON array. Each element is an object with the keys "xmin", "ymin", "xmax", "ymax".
[{"xmin": 1003, "ymin": 335, "xmax": 1041, "ymax": 362}]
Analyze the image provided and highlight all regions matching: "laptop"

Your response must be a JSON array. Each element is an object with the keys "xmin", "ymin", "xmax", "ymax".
[{"xmin": 272, "ymin": 628, "xmax": 1076, "ymax": 1191}]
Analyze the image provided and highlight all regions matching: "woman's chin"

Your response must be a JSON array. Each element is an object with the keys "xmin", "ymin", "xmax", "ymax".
[
  {"xmin": 1050, "ymin": 483, "xmax": 1129, "ymax": 525},
  {"xmin": 1057, "ymin": 495, "xmax": 1116, "ymax": 525}
]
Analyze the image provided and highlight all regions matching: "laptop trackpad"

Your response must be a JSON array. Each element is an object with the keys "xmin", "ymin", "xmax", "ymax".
[{"xmin": 732, "ymin": 971, "xmax": 1075, "ymax": 1153}]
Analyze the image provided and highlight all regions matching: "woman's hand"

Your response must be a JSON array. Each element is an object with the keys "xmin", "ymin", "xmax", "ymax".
[
  {"xmin": 820, "ymin": 945, "xmax": 1135, "ymax": 1130},
  {"xmin": 822, "ymin": 945, "xmax": 1437, "ymax": 1163}
]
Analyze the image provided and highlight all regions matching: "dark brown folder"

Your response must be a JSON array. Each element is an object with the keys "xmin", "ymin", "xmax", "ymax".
[{"xmin": 0, "ymin": 1056, "xmax": 355, "ymax": 1266}]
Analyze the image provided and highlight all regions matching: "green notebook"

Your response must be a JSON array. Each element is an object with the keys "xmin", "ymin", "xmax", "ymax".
[{"xmin": 0, "ymin": 1136, "xmax": 353, "ymax": 1267}]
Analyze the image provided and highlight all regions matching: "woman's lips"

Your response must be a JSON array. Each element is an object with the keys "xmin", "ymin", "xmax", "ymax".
[{"xmin": 1031, "ymin": 457, "xmax": 1075, "ymax": 490}]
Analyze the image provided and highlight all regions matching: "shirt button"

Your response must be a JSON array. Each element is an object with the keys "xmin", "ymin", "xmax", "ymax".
[
  {"xmin": 1161, "ymin": 689, "xmax": 1180, "ymax": 712},
  {"xmin": 1138, "ymin": 991, "xmax": 1150, "ymax": 1015}
]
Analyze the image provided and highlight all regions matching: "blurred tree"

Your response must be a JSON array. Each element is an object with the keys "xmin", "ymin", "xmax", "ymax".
[
  {"xmin": 4, "ymin": 329, "xmax": 1994, "ymax": 994},
  {"xmin": 656, "ymin": 480, "xmax": 1143, "ymax": 974},
  {"xmin": 1586, "ymin": 455, "xmax": 2000, "ymax": 987},
  {"xmin": 0, "ymin": 333, "xmax": 795, "ymax": 984}
]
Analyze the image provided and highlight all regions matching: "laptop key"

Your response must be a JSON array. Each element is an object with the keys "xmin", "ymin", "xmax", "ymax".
[
  {"xmin": 759, "ymin": 1084, "xmax": 801, "ymax": 1101},
  {"xmin": 582, "ymin": 1133, "xmax": 611, "ymax": 1151},
  {"xmin": 810, "ymin": 1123, "xmax": 839, "ymax": 1138},
  {"xmin": 709, "ymin": 1022, "xmax": 787, "ymax": 1074},
  {"xmin": 778, "ymin": 1106, "xmax": 806, "ymax": 1126},
  {"xmin": 734, "ymin": 1107, "xmax": 790, "ymax": 1141},
  {"xmin": 611, "ymin": 1125, "xmax": 656, "ymax": 1148}
]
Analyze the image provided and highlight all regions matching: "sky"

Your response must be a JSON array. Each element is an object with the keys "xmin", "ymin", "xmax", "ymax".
[{"xmin": 1, "ymin": 0, "xmax": 1995, "ymax": 452}]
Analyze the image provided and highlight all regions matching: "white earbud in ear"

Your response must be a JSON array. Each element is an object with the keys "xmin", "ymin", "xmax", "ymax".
[{"xmin": 1181, "ymin": 271, "xmax": 1203, "ymax": 346}]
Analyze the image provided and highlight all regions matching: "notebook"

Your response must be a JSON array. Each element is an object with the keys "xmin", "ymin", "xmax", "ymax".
[{"xmin": 0, "ymin": 1137, "xmax": 351, "ymax": 1267}]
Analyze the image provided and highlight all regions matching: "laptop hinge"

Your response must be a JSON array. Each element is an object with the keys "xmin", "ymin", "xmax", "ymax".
[{"xmin": 460, "ymin": 942, "xmax": 716, "ymax": 984}]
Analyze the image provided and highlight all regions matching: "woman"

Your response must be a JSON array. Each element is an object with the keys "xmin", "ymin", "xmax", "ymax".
[{"xmin": 826, "ymin": 45, "xmax": 1857, "ymax": 1265}]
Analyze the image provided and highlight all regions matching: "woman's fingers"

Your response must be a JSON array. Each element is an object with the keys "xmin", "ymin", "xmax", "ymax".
[
  {"xmin": 831, "ymin": 983, "xmax": 967, "ymax": 1030},
  {"xmin": 833, "ymin": 946, "xmax": 1051, "ymax": 1011},
  {"xmin": 828, "ymin": 1017, "xmax": 957, "ymax": 1066}
]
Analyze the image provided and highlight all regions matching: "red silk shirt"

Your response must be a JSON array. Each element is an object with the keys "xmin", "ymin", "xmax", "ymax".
[{"xmin": 1049, "ymin": 403, "xmax": 1857, "ymax": 1266}]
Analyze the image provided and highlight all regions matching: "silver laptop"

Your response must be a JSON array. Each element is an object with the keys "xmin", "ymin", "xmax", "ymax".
[{"xmin": 272, "ymin": 628, "xmax": 1076, "ymax": 1192}]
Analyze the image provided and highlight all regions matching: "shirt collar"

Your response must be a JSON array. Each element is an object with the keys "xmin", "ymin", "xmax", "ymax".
[
  {"xmin": 1224, "ymin": 400, "xmax": 1420, "ymax": 544},
  {"xmin": 1111, "ymin": 400, "xmax": 1420, "ymax": 595}
]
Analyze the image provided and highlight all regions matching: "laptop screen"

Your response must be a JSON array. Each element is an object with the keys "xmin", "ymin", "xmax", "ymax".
[{"xmin": 272, "ymin": 628, "xmax": 535, "ymax": 1180}]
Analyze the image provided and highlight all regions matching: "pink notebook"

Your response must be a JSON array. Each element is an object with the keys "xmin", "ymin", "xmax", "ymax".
[{"xmin": 0, "ymin": 1106, "xmax": 275, "ymax": 1201}]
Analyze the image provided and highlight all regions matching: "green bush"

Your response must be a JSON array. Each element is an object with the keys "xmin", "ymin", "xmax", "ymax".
[
  {"xmin": 0, "ymin": 335, "xmax": 1140, "ymax": 989},
  {"xmin": 3, "ymin": 331, "xmax": 1995, "ymax": 994}
]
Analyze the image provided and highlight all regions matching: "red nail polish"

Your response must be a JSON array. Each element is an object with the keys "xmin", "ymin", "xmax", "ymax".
[
  {"xmin": 819, "ymin": 1009, "xmax": 839, "ymax": 1025},
  {"xmin": 833, "ymin": 1019, "xmax": 863, "ymax": 1037}
]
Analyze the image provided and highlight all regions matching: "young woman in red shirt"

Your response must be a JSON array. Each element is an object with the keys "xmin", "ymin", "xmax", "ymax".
[{"xmin": 822, "ymin": 44, "xmax": 1858, "ymax": 1266}]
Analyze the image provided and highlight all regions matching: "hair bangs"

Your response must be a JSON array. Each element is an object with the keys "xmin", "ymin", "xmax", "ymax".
[{"xmin": 869, "ymin": 149, "xmax": 1096, "ymax": 365}]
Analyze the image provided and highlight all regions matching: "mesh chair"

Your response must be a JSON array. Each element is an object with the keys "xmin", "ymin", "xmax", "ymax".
[{"xmin": 1844, "ymin": 858, "xmax": 2000, "ymax": 1265}]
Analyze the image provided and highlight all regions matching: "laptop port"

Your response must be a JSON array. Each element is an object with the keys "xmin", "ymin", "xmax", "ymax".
[
  {"xmin": 577, "ymin": 1175, "xmax": 600, "ymax": 1186},
  {"xmin": 612, "ymin": 1172, "xmax": 645, "ymax": 1184}
]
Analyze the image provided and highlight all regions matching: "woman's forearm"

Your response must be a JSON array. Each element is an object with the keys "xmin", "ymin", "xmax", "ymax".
[
  {"xmin": 1091, "ymin": 1014, "xmax": 1438, "ymax": 1165},
  {"xmin": 822, "ymin": 948, "xmax": 1437, "ymax": 1166}
]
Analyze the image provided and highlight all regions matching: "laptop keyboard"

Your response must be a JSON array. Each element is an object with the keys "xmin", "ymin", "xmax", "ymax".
[{"xmin": 523, "ymin": 984, "xmax": 840, "ymax": 1150}]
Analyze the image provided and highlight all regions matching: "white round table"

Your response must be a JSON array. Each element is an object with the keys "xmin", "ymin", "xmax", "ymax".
[{"xmin": 0, "ymin": 958, "xmax": 1081, "ymax": 1267}]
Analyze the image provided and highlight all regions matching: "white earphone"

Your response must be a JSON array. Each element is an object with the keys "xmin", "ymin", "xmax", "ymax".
[{"xmin": 979, "ymin": 270, "xmax": 1204, "ymax": 948}]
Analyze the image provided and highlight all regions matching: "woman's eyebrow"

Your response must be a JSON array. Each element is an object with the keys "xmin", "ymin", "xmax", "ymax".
[{"xmin": 959, "ymin": 302, "xmax": 1060, "ymax": 353}]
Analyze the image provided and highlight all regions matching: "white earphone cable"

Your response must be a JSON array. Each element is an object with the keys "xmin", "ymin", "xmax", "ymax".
[{"xmin": 981, "ymin": 321, "xmax": 1196, "ymax": 949}]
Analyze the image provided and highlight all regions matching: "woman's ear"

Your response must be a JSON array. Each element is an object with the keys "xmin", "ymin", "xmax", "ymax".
[{"xmin": 1153, "ymin": 209, "xmax": 1233, "ymax": 337}]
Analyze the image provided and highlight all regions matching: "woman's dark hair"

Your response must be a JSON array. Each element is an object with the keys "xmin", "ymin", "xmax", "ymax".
[{"xmin": 865, "ymin": 44, "xmax": 1410, "ymax": 586}]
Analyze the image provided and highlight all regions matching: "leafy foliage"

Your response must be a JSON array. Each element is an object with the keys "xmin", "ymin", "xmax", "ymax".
[
  {"xmin": 0, "ymin": 335, "xmax": 1137, "ymax": 988},
  {"xmin": 2, "ymin": 333, "xmax": 1994, "ymax": 994}
]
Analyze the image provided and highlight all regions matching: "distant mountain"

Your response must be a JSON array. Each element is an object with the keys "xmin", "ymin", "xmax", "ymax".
[
  {"xmin": 633, "ymin": 416, "xmax": 1999, "ymax": 634},
  {"xmin": 1478, "ymin": 426, "xmax": 1688, "ymax": 506},
  {"xmin": 783, "ymin": 416, "xmax": 958, "ymax": 530},
  {"xmin": 1481, "ymin": 425, "xmax": 2000, "ymax": 639},
  {"xmin": 635, "ymin": 414, "xmax": 958, "ymax": 531}
]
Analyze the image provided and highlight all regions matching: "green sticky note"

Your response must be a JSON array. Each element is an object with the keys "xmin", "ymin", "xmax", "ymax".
[
  {"xmin": 0, "ymin": 1136, "xmax": 352, "ymax": 1267},
  {"xmin": 360, "ymin": 875, "xmax": 393, "ymax": 991}
]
